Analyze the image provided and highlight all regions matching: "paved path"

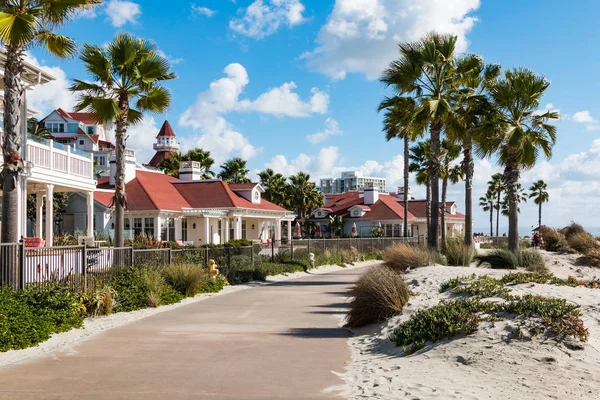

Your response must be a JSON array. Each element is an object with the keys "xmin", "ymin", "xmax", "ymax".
[{"xmin": 0, "ymin": 267, "xmax": 366, "ymax": 400}]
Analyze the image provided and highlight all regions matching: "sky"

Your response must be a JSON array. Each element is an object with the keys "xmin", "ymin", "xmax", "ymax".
[{"xmin": 24, "ymin": 0, "xmax": 600, "ymax": 232}]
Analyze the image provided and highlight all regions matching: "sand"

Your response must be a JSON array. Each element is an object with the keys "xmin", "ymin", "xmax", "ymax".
[
  {"xmin": 343, "ymin": 250, "xmax": 600, "ymax": 399},
  {"xmin": 0, "ymin": 260, "xmax": 378, "ymax": 368}
]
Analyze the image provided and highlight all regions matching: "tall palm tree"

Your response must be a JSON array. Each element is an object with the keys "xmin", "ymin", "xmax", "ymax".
[
  {"xmin": 409, "ymin": 141, "xmax": 431, "ymax": 231},
  {"xmin": 487, "ymin": 173, "xmax": 504, "ymax": 237},
  {"xmin": 70, "ymin": 32, "xmax": 176, "ymax": 247},
  {"xmin": 480, "ymin": 68, "xmax": 558, "ymax": 252},
  {"xmin": 440, "ymin": 140, "xmax": 463, "ymax": 246},
  {"xmin": 0, "ymin": 0, "xmax": 99, "ymax": 244},
  {"xmin": 258, "ymin": 168, "xmax": 287, "ymax": 207},
  {"xmin": 158, "ymin": 148, "xmax": 215, "ymax": 179},
  {"xmin": 219, "ymin": 157, "xmax": 250, "ymax": 184},
  {"xmin": 479, "ymin": 189, "xmax": 495, "ymax": 237},
  {"xmin": 378, "ymin": 96, "xmax": 426, "ymax": 237},
  {"xmin": 448, "ymin": 56, "xmax": 501, "ymax": 246},
  {"xmin": 289, "ymin": 172, "xmax": 323, "ymax": 219},
  {"xmin": 529, "ymin": 179, "xmax": 549, "ymax": 229},
  {"xmin": 381, "ymin": 33, "xmax": 479, "ymax": 250},
  {"xmin": 500, "ymin": 183, "xmax": 528, "ymax": 225}
]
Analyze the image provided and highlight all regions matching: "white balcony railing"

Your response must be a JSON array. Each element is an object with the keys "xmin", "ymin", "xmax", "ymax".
[{"xmin": 26, "ymin": 135, "xmax": 94, "ymax": 180}]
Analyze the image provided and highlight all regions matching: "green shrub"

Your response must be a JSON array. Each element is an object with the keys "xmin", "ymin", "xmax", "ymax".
[
  {"xmin": 79, "ymin": 286, "xmax": 117, "ymax": 316},
  {"xmin": 539, "ymin": 227, "xmax": 569, "ymax": 252},
  {"xmin": 226, "ymin": 239, "xmax": 252, "ymax": 247},
  {"xmin": 518, "ymin": 249, "xmax": 547, "ymax": 272},
  {"xmin": 163, "ymin": 264, "xmax": 209, "ymax": 297},
  {"xmin": 345, "ymin": 266, "xmax": 409, "ymax": 328},
  {"xmin": 383, "ymin": 243, "xmax": 430, "ymax": 272},
  {"xmin": 0, "ymin": 285, "xmax": 84, "ymax": 352},
  {"xmin": 109, "ymin": 267, "xmax": 151, "ymax": 312},
  {"xmin": 443, "ymin": 239, "xmax": 473, "ymax": 266},
  {"xmin": 475, "ymin": 250, "xmax": 518, "ymax": 269},
  {"xmin": 567, "ymin": 232, "xmax": 599, "ymax": 253},
  {"xmin": 564, "ymin": 222, "xmax": 586, "ymax": 239},
  {"xmin": 500, "ymin": 271, "xmax": 555, "ymax": 285},
  {"xmin": 446, "ymin": 275, "xmax": 511, "ymax": 299}
]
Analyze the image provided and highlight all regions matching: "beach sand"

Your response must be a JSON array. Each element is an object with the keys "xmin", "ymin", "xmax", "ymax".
[{"xmin": 343, "ymin": 250, "xmax": 600, "ymax": 400}]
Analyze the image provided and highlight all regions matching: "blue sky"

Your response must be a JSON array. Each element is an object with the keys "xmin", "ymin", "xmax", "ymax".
[{"xmin": 25, "ymin": 0, "xmax": 600, "ymax": 230}]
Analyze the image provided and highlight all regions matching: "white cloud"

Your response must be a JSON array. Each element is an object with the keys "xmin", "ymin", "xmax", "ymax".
[
  {"xmin": 192, "ymin": 5, "xmax": 216, "ymax": 17},
  {"xmin": 302, "ymin": 0, "xmax": 480, "ymax": 80},
  {"xmin": 230, "ymin": 0, "xmax": 306, "ymax": 39},
  {"xmin": 573, "ymin": 110, "xmax": 599, "ymax": 131},
  {"xmin": 156, "ymin": 50, "xmax": 183, "ymax": 65},
  {"xmin": 306, "ymin": 117, "xmax": 343, "ymax": 144},
  {"xmin": 264, "ymin": 147, "xmax": 341, "ymax": 178},
  {"xmin": 77, "ymin": 4, "xmax": 100, "ymax": 19},
  {"xmin": 23, "ymin": 54, "xmax": 77, "ymax": 117},
  {"xmin": 178, "ymin": 63, "xmax": 327, "ymax": 163},
  {"xmin": 106, "ymin": 0, "xmax": 141, "ymax": 27}
]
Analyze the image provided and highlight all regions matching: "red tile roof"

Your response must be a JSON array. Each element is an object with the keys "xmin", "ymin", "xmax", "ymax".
[
  {"xmin": 173, "ymin": 181, "xmax": 287, "ymax": 212},
  {"xmin": 406, "ymin": 200, "xmax": 464, "ymax": 219},
  {"xmin": 362, "ymin": 195, "xmax": 415, "ymax": 221},
  {"xmin": 130, "ymin": 171, "xmax": 189, "ymax": 212},
  {"xmin": 94, "ymin": 191, "xmax": 114, "ymax": 207},
  {"xmin": 98, "ymin": 140, "xmax": 115, "ymax": 149},
  {"xmin": 230, "ymin": 183, "xmax": 259, "ymax": 191},
  {"xmin": 156, "ymin": 120, "xmax": 176, "ymax": 138},
  {"xmin": 55, "ymin": 108, "xmax": 98, "ymax": 124},
  {"xmin": 147, "ymin": 150, "xmax": 176, "ymax": 168}
]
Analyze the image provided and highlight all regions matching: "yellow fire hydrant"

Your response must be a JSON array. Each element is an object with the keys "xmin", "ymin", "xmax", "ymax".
[{"xmin": 208, "ymin": 259, "xmax": 219, "ymax": 279}]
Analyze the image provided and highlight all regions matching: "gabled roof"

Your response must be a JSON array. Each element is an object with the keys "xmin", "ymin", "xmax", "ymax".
[
  {"xmin": 173, "ymin": 180, "xmax": 287, "ymax": 212},
  {"xmin": 156, "ymin": 120, "xmax": 176, "ymax": 138},
  {"xmin": 407, "ymin": 200, "xmax": 465, "ymax": 219},
  {"xmin": 362, "ymin": 195, "xmax": 415, "ymax": 221},
  {"xmin": 230, "ymin": 183, "xmax": 259, "ymax": 191},
  {"xmin": 54, "ymin": 108, "xmax": 98, "ymax": 124},
  {"xmin": 94, "ymin": 191, "xmax": 114, "ymax": 207}
]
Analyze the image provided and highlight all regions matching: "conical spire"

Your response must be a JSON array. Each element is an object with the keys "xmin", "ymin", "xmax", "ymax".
[{"xmin": 156, "ymin": 120, "xmax": 176, "ymax": 138}]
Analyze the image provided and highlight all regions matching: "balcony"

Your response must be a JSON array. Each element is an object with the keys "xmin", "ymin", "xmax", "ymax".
[
  {"xmin": 153, "ymin": 142, "xmax": 180, "ymax": 151},
  {"xmin": 26, "ymin": 134, "xmax": 97, "ymax": 192}
]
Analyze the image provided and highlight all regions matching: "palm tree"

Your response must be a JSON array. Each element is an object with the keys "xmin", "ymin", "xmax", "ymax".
[
  {"xmin": 289, "ymin": 172, "xmax": 323, "ymax": 219},
  {"xmin": 27, "ymin": 117, "xmax": 53, "ymax": 139},
  {"xmin": 258, "ymin": 168, "xmax": 287, "ymax": 207},
  {"xmin": 529, "ymin": 179, "xmax": 549, "ymax": 228},
  {"xmin": 218, "ymin": 157, "xmax": 250, "ymax": 184},
  {"xmin": 448, "ymin": 57, "xmax": 501, "ymax": 246},
  {"xmin": 158, "ymin": 148, "xmax": 215, "ymax": 179},
  {"xmin": 378, "ymin": 96, "xmax": 426, "ymax": 237},
  {"xmin": 501, "ymin": 183, "xmax": 528, "ymax": 222},
  {"xmin": 381, "ymin": 33, "xmax": 479, "ymax": 250},
  {"xmin": 409, "ymin": 141, "xmax": 431, "ymax": 230},
  {"xmin": 70, "ymin": 32, "xmax": 176, "ymax": 247},
  {"xmin": 480, "ymin": 68, "xmax": 558, "ymax": 252},
  {"xmin": 479, "ymin": 189, "xmax": 495, "ymax": 237},
  {"xmin": 0, "ymin": 0, "xmax": 99, "ymax": 244},
  {"xmin": 487, "ymin": 173, "xmax": 504, "ymax": 237},
  {"xmin": 440, "ymin": 140, "xmax": 463, "ymax": 246}
]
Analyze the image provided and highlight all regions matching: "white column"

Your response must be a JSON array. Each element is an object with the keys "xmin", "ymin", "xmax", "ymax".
[
  {"xmin": 86, "ymin": 191, "xmax": 94, "ymax": 237},
  {"xmin": 154, "ymin": 216, "xmax": 161, "ymax": 241},
  {"xmin": 203, "ymin": 216, "xmax": 210, "ymax": 244},
  {"xmin": 224, "ymin": 218, "xmax": 230, "ymax": 243},
  {"xmin": 275, "ymin": 220, "xmax": 282, "ymax": 242},
  {"xmin": 234, "ymin": 217, "xmax": 242, "ymax": 240},
  {"xmin": 286, "ymin": 221, "xmax": 292, "ymax": 242},
  {"xmin": 45, "ymin": 184, "xmax": 54, "ymax": 247},
  {"xmin": 36, "ymin": 193, "xmax": 44, "ymax": 238},
  {"xmin": 174, "ymin": 217, "xmax": 182, "ymax": 242}
]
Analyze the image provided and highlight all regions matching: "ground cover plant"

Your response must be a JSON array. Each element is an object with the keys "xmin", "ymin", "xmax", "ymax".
[{"xmin": 345, "ymin": 266, "xmax": 409, "ymax": 328}]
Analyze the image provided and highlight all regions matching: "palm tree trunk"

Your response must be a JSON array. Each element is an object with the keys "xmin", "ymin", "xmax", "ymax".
[
  {"xmin": 429, "ymin": 123, "xmax": 441, "ymax": 250},
  {"xmin": 441, "ymin": 176, "xmax": 448, "ymax": 248},
  {"xmin": 496, "ymin": 191, "xmax": 501, "ymax": 237},
  {"xmin": 538, "ymin": 202, "xmax": 542, "ymax": 228},
  {"xmin": 113, "ymin": 97, "xmax": 129, "ymax": 248},
  {"xmin": 489, "ymin": 203, "xmax": 493, "ymax": 237},
  {"xmin": 504, "ymin": 158, "xmax": 520, "ymax": 252},
  {"xmin": 426, "ymin": 181, "xmax": 431, "ymax": 237},
  {"xmin": 403, "ymin": 135, "xmax": 409, "ymax": 237},
  {"xmin": 463, "ymin": 136, "xmax": 474, "ymax": 246},
  {"xmin": 1, "ymin": 45, "xmax": 25, "ymax": 246}
]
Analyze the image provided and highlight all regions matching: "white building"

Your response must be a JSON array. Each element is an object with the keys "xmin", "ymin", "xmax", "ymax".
[{"xmin": 319, "ymin": 171, "xmax": 386, "ymax": 194}]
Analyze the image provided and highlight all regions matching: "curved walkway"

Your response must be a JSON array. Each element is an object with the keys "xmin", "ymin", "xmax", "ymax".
[{"xmin": 0, "ymin": 267, "xmax": 366, "ymax": 400}]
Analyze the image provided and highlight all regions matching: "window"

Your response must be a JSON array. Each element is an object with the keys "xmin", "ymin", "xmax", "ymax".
[
  {"xmin": 161, "ymin": 218, "xmax": 175, "ymax": 241},
  {"xmin": 133, "ymin": 218, "xmax": 143, "ymax": 237},
  {"xmin": 47, "ymin": 123, "xmax": 65, "ymax": 133},
  {"xmin": 229, "ymin": 218, "xmax": 234, "ymax": 240},
  {"xmin": 79, "ymin": 140, "xmax": 84, "ymax": 146},
  {"xmin": 56, "ymin": 139, "xmax": 72, "ymax": 145},
  {"xmin": 181, "ymin": 218, "xmax": 188, "ymax": 242},
  {"xmin": 144, "ymin": 218, "xmax": 154, "ymax": 237},
  {"xmin": 242, "ymin": 220, "xmax": 247, "ymax": 239},
  {"xmin": 393, "ymin": 224, "xmax": 401, "ymax": 237},
  {"xmin": 124, "ymin": 219, "xmax": 131, "ymax": 231},
  {"xmin": 385, "ymin": 223, "xmax": 393, "ymax": 237},
  {"xmin": 87, "ymin": 126, "xmax": 94, "ymax": 135}
]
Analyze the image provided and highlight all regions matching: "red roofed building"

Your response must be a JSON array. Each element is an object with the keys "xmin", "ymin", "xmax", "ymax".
[
  {"xmin": 65, "ymin": 161, "xmax": 294, "ymax": 244},
  {"xmin": 147, "ymin": 120, "xmax": 180, "ymax": 168},
  {"xmin": 310, "ymin": 186, "xmax": 465, "ymax": 238}
]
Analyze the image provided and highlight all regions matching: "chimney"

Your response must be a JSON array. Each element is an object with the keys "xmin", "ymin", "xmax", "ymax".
[
  {"xmin": 364, "ymin": 186, "xmax": 379, "ymax": 205},
  {"xmin": 109, "ymin": 149, "xmax": 137, "ymax": 186},
  {"xmin": 179, "ymin": 161, "xmax": 203, "ymax": 181},
  {"xmin": 397, "ymin": 186, "xmax": 412, "ymax": 201}
]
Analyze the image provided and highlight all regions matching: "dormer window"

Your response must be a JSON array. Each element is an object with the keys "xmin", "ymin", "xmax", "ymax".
[{"xmin": 253, "ymin": 189, "xmax": 260, "ymax": 203}]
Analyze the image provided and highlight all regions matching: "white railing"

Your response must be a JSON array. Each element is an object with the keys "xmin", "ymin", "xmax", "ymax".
[{"xmin": 27, "ymin": 137, "xmax": 93, "ymax": 179}]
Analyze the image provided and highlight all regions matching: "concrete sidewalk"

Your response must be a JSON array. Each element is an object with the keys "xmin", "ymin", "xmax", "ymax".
[{"xmin": 0, "ymin": 267, "xmax": 366, "ymax": 400}]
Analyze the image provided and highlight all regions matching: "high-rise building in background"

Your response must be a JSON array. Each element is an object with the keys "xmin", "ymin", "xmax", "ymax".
[{"xmin": 318, "ymin": 171, "xmax": 386, "ymax": 194}]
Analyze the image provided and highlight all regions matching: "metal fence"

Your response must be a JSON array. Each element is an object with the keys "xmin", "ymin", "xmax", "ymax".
[{"xmin": 0, "ymin": 236, "xmax": 426, "ymax": 292}]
